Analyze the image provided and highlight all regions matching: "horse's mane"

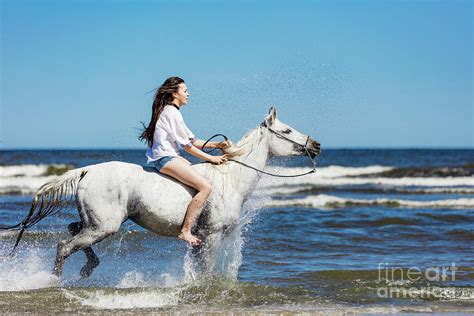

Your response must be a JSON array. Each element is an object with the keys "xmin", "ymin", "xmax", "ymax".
[
  {"xmin": 221, "ymin": 126, "xmax": 263, "ymax": 159},
  {"xmin": 201, "ymin": 126, "xmax": 264, "ymax": 182}
]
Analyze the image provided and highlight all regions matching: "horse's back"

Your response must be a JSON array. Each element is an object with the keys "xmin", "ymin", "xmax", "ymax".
[{"xmin": 77, "ymin": 161, "xmax": 197, "ymax": 236}]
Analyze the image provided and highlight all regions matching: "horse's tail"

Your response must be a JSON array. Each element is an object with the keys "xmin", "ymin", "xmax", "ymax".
[{"xmin": 1, "ymin": 166, "xmax": 90, "ymax": 255}]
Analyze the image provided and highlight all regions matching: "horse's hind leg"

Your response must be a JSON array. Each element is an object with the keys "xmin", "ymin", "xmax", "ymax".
[
  {"xmin": 53, "ymin": 224, "xmax": 120, "ymax": 277},
  {"xmin": 68, "ymin": 222, "xmax": 100, "ymax": 278}
]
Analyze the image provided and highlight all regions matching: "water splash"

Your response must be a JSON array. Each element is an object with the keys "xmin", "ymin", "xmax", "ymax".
[
  {"xmin": 0, "ymin": 248, "xmax": 59, "ymax": 291},
  {"xmin": 183, "ymin": 186, "xmax": 270, "ymax": 281}
]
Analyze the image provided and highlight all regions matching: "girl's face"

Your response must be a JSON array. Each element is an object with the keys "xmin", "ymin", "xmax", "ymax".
[{"xmin": 173, "ymin": 83, "xmax": 190, "ymax": 106}]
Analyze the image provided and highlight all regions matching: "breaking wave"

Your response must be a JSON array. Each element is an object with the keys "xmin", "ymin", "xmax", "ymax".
[
  {"xmin": 265, "ymin": 194, "xmax": 474, "ymax": 209},
  {"xmin": 0, "ymin": 164, "xmax": 74, "ymax": 195}
]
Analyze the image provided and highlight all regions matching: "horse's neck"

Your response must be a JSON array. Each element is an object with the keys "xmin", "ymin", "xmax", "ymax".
[{"xmin": 232, "ymin": 128, "xmax": 270, "ymax": 196}]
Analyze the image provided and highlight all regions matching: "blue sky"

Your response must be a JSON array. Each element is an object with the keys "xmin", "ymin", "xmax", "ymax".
[{"xmin": 1, "ymin": 0, "xmax": 472, "ymax": 149}]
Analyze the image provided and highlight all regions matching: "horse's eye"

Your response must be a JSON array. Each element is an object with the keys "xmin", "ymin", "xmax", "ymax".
[{"xmin": 281, "ymin": 129, "xmax": 292, "ymax": 134}]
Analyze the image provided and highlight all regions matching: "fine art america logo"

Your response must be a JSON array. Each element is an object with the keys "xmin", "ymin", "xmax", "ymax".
[{"xmin": 376, "ymin": 262, "xmax": 458, "ymax": 299}]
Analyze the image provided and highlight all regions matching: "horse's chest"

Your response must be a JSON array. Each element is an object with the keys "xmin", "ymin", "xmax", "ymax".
[{"xmin": 205, "ymin": 193, "xmax": 242, "ymax": 228}]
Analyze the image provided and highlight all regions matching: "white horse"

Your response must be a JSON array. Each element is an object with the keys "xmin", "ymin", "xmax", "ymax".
[{"xmin": 7, "ymin": 107, "xmax": 320, "ymax": 278}]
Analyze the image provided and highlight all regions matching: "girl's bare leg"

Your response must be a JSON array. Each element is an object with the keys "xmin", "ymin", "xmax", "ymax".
[{"xmin": 160, "ymin": 158, "xmax": 212, "ymax": 246}]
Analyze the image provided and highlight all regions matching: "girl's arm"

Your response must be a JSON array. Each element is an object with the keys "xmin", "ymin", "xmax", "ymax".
[
  {"xmin": 184, "ymin": 145, "xmax": 227, "ymax": 164},
  {"xmin": 192, "ymin": 139, "xmax": 230, "ymax": 149}
]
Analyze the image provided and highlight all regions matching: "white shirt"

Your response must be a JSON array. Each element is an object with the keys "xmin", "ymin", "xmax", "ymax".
[{"xmin": 146, "ymin": 105, "xmax": 196, "ymax": 163}]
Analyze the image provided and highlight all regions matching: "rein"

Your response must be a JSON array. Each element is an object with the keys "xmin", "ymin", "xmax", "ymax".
[{"xmin": 200, "ymin": 127, "xmax": 317, "ymax": 178}]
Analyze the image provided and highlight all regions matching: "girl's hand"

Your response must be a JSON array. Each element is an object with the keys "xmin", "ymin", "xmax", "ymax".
[
  {"xmin": 210, "ymin": 154, "xmax": 228, "ymax": 165},
  {"xmin": 218, "ymin": 140, "xmax": 231, "ymax": 149}
]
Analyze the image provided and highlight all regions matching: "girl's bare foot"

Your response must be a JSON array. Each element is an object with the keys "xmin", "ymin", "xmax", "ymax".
[{"xmin": 179, "ymin": 230, "xmax": 201, "ymax": 246}]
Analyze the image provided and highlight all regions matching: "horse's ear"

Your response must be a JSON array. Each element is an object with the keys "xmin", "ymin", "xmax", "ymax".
[
  {"xmin": 269, "ymin": 106, "xmax": 277, "ymax": 119},
  {"xmin": 263, "ymin": 106, "xmax": 277, "ymax": 126}
]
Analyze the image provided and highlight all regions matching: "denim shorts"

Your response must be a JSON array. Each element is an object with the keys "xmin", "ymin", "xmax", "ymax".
[{"xmin": 150, "ymin": 156, "xmax": 178, "ymax": 172}]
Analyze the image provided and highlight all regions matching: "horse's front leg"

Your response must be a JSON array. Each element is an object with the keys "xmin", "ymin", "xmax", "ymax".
[{"xmin": 186, "ymin": 230, "xmax": 223, "ymax": 278}]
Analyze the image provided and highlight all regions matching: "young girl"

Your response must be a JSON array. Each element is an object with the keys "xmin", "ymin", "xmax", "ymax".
[{"xmin": 139, "ymin": 77, "xmax": 229, "ymax": 246}]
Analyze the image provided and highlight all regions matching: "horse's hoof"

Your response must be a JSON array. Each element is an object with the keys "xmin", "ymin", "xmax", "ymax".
[
  {"xmin": 79, "ymin": 265, "xmax": 94, "ymax": 279},
  {"xmin": 79, "ymin": 260, "xmax": 99, "ymax": 279},
  {"xmin": 80, "ymin": 267, "xmax": 90, "ymax": 279}
]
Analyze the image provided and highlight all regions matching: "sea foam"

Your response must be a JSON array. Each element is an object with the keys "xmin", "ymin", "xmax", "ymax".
[{"xmin": 63, "ymin": 288, "xmax": 179, "ymax": 309}]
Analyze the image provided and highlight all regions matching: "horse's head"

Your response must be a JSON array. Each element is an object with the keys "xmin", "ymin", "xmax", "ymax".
[{"xmin": 262, "ymin": 107, "xmax": 321, "ymax": 158}]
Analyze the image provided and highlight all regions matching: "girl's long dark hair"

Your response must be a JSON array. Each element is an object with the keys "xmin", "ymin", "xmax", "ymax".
[{"xmin": 139, "ymin": 77, "xmax": 185, "ymax": 147}]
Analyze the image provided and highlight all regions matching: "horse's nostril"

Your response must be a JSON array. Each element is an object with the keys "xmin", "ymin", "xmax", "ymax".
[{"xmin": 311, "ymin": 140, "xmax": 321, "ymax": 147}]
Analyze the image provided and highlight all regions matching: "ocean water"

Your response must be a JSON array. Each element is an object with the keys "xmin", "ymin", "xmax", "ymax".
[{"xmin": 0, "ymin": 149, "xmax": 473, "ymax": 314}]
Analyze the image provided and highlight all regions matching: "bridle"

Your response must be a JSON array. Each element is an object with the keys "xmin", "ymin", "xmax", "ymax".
[{"xmin": 201, "ymin": 123, "xmax": 318, "ymax": 178}]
